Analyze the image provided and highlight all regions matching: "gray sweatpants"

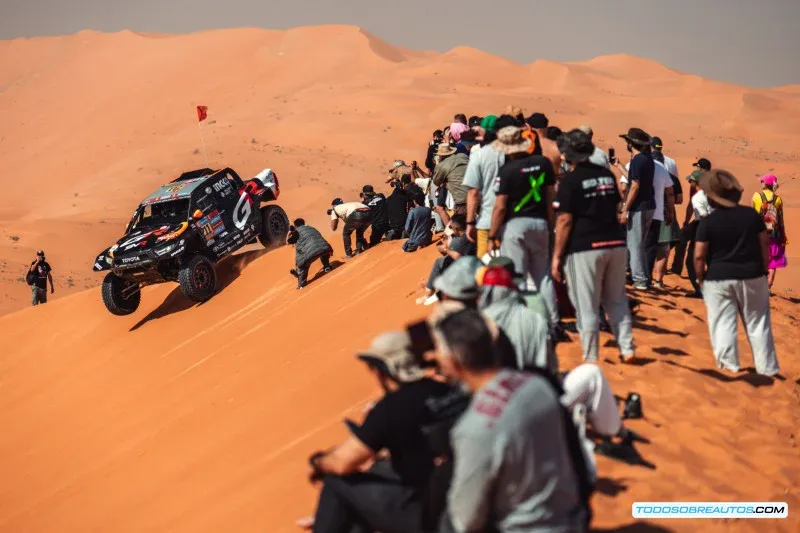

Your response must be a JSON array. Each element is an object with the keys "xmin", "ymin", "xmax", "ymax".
[
  {"xmin": 702, "ymin": 277, "xmax": 780, "ymax": 376},
  {"xmin": 565, "ymin": 247, "xmax": 634, "ymax": 362},
  {"xmin": 499, "ymin": 217, "xmax": 559, "ymax": 327},
  {"xmin": 627, "ymin": 209, "xmax": 654, "ymax": 284}
]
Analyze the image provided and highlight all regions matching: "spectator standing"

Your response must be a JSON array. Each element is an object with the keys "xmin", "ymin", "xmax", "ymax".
[
  {"xmin": 526, "ymin": 112, "xmax": 564, "ymax": 180},
  {"xmin": 577, "ymin": 125, "xmax": 611, "ymax": 170},
  {"xmin": 752, "ymin": 174, "xmax": 788, "ymax": 291},
  {"xmin": 488, "ymin": 126, "xmax": 563, "ymax": 339},
  {"xmin": 694, "ymin": 170, "xmax": 780, "ymax": 376},
  {"xmin": 463, "ymin": 115, "xmax": 505, "ymax": 259},
  {"xmin": 671, "ymin": 158, "xmax": 712, "ymax": 275},
  {"xmin": 552, "ymin": 130, "xmax": 636, "ymax": 363},
  {"xmin": 614, "ymin": 128, "xmax": 656, "ymax": 291},
  {"xmin": 682, "ymin": 170, "xmax": 714, "ymax": 297},
  {"xmin": 432, "ymin": 144, "xmax": 470, "ymax": 226},
  {"xmin": 28, "ymin": 250, "xmax": 54, "ymax": 305}
]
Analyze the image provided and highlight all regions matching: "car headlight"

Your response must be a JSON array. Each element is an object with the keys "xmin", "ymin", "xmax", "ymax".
[{"xmin": 155, "ymin": 244, "xmax": 176, "ymax": 256}]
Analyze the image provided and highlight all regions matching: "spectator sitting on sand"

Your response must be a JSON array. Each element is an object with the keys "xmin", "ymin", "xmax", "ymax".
[
  {"xmin": 428, "ymin": 307, "xmax": 592, "ymax": 533},
  {"xmin": 694, "ymin": 169, "xmax": 780, "ymax": 377},
  {"xmin": 417, "ymin": 215, "xmax": 475, "ymax": 305},
  {"xmin": 299, "ymin": 330, "xmax": 465, "ymax": 533},
  {"xmin": 403, "ymin": 193, "xmax": 433, "ymax": 252}
]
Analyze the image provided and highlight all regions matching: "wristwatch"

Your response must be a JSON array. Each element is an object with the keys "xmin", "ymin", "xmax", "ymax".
[{"xmin": 466, "ymin": 220, "xmax": 477, "ymax": 226}]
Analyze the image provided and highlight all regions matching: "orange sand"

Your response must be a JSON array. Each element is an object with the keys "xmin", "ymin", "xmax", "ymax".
[{"xmin": 0, "ymin": 25, "xmax": 798, "ymax": 533}]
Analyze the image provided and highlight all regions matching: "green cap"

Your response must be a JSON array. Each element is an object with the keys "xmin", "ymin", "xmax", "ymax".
[
  {"xmin": 687, "ymin": 169, "xmax": 704, "ymax": 183},
  {"xmin": 480, "ymin": 115, "xmax": 498, "ymax": 131}
]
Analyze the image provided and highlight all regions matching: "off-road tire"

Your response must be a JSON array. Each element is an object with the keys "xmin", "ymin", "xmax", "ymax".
[
  {"xmin": 101, "ymin": 272, "xmax": 141, "ymax": 316},
  {"xmin": 178, "ymin": 254, "xmax": 217, "ymax": 302},
  {"xmin": 258, "ymin": 205, "xmax": 289, "ymax": 249}
]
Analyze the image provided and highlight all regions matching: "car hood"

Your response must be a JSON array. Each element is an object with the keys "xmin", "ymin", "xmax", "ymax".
[{"xmin": 112, "ymin": 222, "xmax": 190, "ymax": 254}]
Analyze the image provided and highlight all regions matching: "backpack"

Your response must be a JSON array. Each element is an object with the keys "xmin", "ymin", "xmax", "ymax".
[
  {"xmin": 759, "ymin": 192, "xmax": 782, "ymax": 240},
  {"xmin": 25, "ymin": 270, "xmax": 35, "ymax": 286}
]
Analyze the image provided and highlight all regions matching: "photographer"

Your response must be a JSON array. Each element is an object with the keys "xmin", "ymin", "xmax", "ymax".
[
  {"xmin": 360, "ymin": 185, "xmax": 389, "ymax": 246},
  {"xmin": 328, "ymin": 198, "xmax": 372, "ymax": 258},
  {"xmin": 287, "ymin": 218, "xmax": 333, "ymax": 290},
  {"xmin": 428, "ymin": 308, "xmax": 592, "ymax": 533},
  {"xmin": 301, "ymin": 331, "xmax": 468, "ymax": 533}
]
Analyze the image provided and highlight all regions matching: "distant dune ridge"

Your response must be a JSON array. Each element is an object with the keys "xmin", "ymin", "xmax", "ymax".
[{"xmin": 0, "ymin": 24, "xmax": 798, "ymax": 533}]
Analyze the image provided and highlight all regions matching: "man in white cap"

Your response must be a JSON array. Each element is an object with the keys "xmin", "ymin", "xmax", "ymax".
[{"xmin": 577, "ymin": 125, "xmax": 611, "ymax": 170}]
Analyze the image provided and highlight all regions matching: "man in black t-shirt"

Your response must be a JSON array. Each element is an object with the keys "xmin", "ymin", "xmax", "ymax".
[
  {"xmin": 693, "ymin": 169, "xmax": 780, "ymax": 377},
  {"xmin": 614, "ymin": 127, "xmax": 656, "ymax": 290},
  {"xmin": 301, "ymin": 331, "xmax": 467, "ymax": 533},
  {"xmin": 28, "ymin": 250, "xmax": 54, "ymax": 305},
  {"xmin": 488, "ymin": 126, "xmax": 564, "ymax": 340},
  {"xmin": 552, "ymin": 131, "xmax": 636, "ymax": 364},
  {"xmin": 361, "ymin": 185, "xmax": 389, "ymax": 246},
  {"xmin": 385, "ymin": 183, "xmax": 412, "ymax": 240}
]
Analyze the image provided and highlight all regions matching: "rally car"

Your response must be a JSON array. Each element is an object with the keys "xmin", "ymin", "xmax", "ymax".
[{"xmin": 93, "ymin": 167, "xmax": 290, "ymax": 316}]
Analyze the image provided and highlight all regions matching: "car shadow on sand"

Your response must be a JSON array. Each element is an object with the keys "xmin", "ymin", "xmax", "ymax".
[{"xmin": 129, "ymin": 248, "xmax": 269, "ymax": 332}]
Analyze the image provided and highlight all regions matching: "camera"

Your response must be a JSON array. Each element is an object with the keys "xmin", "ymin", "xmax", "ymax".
[
  {"xmin": 326, "ymin": 208, "xmax": 333, "ymax": 216},
  {"xmin": 406, "ymin": 320, "xmax": 438, "ymax": 368},
  {"xmin": 608, "ymin": 147, "xmax": 616, "ymax": 165}
]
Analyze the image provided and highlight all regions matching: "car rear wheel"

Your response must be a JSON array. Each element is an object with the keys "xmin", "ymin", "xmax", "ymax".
[
  {"xmin": 258, "ymin": 205, "xmax": 289, "ymax": 249},
  {"xmin": 101, "ymin": 272, "xmax": 141, "ymax": 315},
  {"xmin": 179, "ymin": 254, "xmax": 217, "ymax": 302}
]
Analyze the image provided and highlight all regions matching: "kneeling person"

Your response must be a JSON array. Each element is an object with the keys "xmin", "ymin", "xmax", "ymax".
[{"xmin": 287, "ymin": 218, "xmax": 333, "ymax": 289}]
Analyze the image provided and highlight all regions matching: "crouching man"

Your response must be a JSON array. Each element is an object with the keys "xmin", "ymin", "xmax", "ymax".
[
  {"xmin": 287, "ymin": 218, "xmax": 333, "ymax": 289},
  {"xmin": 299, "ymin": 330, "xmax": 468, "ymax": 533}
]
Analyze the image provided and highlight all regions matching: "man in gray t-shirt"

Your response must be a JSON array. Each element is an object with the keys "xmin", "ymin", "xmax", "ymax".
[
  {"xmin": 463, "ymin": 143, "xmax": 505, "ymax": 258},
  {"xmin": 431, "ymin": 309, "xmax": 588, "ymax": 533}
]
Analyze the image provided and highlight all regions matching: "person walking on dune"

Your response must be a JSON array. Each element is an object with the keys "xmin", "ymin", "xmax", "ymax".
[
  {"xmin": 752, "ymin": 174, "xmax": 788, "ymax": 291},
  {"xmin": 329, "ymin": 198, "xmax": 372, "ymax": 258},
  {"xmin": 27, "ymin": 250, "xmax": 54, "ymax": 305},
  {"xmin": 287, "ymin": 219, "xmax": 333, "ymax": 289},
  {"xmin": 694, "ymin": 169, "xmax": 780, "ymax": 377}
]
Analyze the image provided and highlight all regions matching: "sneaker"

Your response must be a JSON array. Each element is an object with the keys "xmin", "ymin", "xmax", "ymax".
[
  {"xmin": 551, "ymin": 322, "xmax": 570, "ymax": 343},
  {"xmin": 323, "ymin": 267, "xmax": 332, "ymax": 273},
  {"xmin": 297, "ymin": 282, "xmax": 306, "ymax": 290},
  {"xmin": 652, "ymin": 281, "xmax": 664, "ymax": 290},
  {"xmin": 345, "ymin": 253, "xmax": 354, "ymax": 259},
  {"xmin": 633, "ymin": 283, "xmax": 648, "ymax": 291}
]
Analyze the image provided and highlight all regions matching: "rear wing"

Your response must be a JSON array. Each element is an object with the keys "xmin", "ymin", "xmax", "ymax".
[{"xmin": 171, "ymin": 168, "xmax": 216, "ymax": 183}]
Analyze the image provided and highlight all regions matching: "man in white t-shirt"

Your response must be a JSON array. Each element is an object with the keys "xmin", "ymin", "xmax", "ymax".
[
  {"xmin": 682, "ymin": 169, "xmax": 713, "ymax": 297},
  {"xmin": 646, "ymin": 160, "xmax": 673, "ymax": 285}
]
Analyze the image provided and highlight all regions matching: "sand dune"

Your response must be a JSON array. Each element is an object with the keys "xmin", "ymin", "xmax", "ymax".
[{"xmin": 0, "ymin": 24, "xmax": 799, "ymax": 532}]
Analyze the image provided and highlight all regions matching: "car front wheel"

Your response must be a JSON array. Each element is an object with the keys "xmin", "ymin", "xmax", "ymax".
[
  {"xmin": 258, "ymin": 205, "xmax": 289, "ymax": 249},
  {"xmin": 101, "ymin": 273, "xmax": 141, "ymax": 315},
  {"xmin": 178, "ymin": 254, "xmax": 217, "ymax": 302}
]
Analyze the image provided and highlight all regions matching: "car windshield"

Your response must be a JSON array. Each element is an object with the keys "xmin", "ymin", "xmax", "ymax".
[{"xmin": 131, "ymin": 199, "xmax": 190, "ymax": 230}]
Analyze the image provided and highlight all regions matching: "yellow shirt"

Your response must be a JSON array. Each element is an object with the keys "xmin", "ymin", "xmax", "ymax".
[{"xmin": 752, "ymin": 190, "xmax": 783, "ymax": 213}]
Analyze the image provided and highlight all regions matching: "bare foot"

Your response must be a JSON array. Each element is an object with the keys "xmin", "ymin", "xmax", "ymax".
[{"xmin": 296, "ymin": 516, "xmax": 314, "ymax": 529}]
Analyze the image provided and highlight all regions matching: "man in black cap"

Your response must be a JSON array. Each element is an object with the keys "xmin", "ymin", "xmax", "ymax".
[
  {"xmin": 28, "ymin": 249, "xmax": 54, "ymax": 305},
  {"xmin": 670, "ymin": 158, "xmax": 712, "ymax": 276},
  {"xmin": 614, "ymin": 127, "xmax": 656, "ymax": 290},
  {"xmin": 360, "ymin": 185, "xmax": 389, "ymax": 246}
]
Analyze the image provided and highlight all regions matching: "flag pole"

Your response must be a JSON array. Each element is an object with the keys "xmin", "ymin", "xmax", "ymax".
[{"xmin": 197, "ymin": 119, "xmax": 210, "ymax": 168}]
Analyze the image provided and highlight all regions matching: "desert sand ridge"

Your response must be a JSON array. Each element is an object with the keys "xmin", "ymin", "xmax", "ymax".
[{"xmin": 0, "ymin": 24, "xmax": 798, "ymax": 531}]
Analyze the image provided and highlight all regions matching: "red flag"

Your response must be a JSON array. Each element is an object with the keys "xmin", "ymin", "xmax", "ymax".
[{"xmin": 196, "ymin": 105, "xmax": 208, "ymax": 122}]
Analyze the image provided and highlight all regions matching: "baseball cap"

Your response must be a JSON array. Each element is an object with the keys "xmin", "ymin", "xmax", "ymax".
[
  {"xmin": 357, "ymin": 331, "xmax": 425, "ymax": 383},
  {"xmin": 468, "ymin": 115, "xmax": 483, "ymax": 128},
  {"xmin": 36, "ymin": 250, "xmax": 45, "ymax": 256},
  {"xmin": 687, "ymin": 169, "xmax": 704, "ymax": 183},
  {"xmin": 433, "ymin": 256, "xmax": 482, "ymax": 300},
  {"xmin": 651, "ymin": 136, "xmax": 663, "ymax": 149},
  {"xmin": 692, "ymin": 158, "xmax": 711, "ymax": 171},
  {"xmin": 526, "ymin": 112, "xmax": 549, "ymax": 129}
]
